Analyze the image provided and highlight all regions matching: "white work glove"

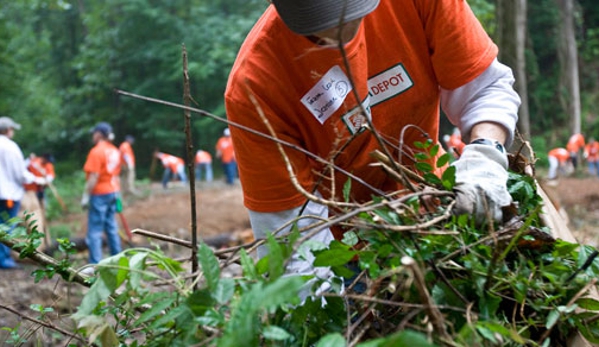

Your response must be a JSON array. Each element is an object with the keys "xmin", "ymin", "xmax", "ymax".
[
  {"xmin": 81, "ymin": 192, "xmax": 90, "ymax": 210},
  {"xmin": 33, "ymin": 176, "xmax": 47, "ymax": 185},
  {"xmin": 451, "ymin": 141, "xmax": 512, "ymax": 225}
]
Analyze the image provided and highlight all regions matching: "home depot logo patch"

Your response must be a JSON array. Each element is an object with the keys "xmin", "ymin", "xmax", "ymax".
[
  {"xmin": 342, "ymin": 96, "xmax": 371, "ymax": 135},
  {"xmin": 368, "ymin": 63, "xmax": 413, "ymax": 106}
]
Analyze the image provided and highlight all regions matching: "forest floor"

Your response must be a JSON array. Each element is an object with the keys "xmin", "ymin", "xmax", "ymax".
[{"xmin": 0, "ymin": 174, "xmax": 598, "ymax": 344}]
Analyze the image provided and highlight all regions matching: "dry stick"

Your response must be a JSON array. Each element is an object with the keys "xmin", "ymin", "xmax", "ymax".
[
  {"xmin": 115, "ymin": 89, "xmax": 384, "ymax": 198},
  {"xmin": 351, "ymin": 200, "xmax": 456, "ymax": 233},
  {"xmin": 181, "ymin": 45, "xmax": 199, "ymax": 282},
  {"xmin": 401, "ymin": 256, "xmax": 450, "ymax": 340},
  {"xmin": 0, "ymin": 304, "xmax": 85, "ymax": 344},
  {"xmin": 370, "ymin": 149, "xmax": 427, "ymax": 187},
  {"xmin": 132, "ymin": 228, "xmax": 193, "ymax": 249}
]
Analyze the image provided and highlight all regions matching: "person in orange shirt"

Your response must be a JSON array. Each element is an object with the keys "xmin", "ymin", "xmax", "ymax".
[
  {"xmin": 81, "ymin": 122, "xmax": 122, "ymax": 266},
  {"xmin": 443, "ymin": 128, "xmax": 466, "ymax": 159},
  {"xmin": 566, "ymin": 133, "xmax": 585, "ymax": 170},
  {"xmin": 195, "ymin": 149, "xmax": 213, "ymax": 182},
  {"xmin": 21, "ymin": 153, "xmax": 56, "ymax": 249},
  {"xmin": 155, "ymin": 152, "xmax": 187, "ymax": 189},
  {"xmin": 584, "ymin": 138, "xmax": 599, "ymax": 176},
  {"xmin": 119, "ymin": 135, "xmax": 139, "ymax": 196},
  {"xmin": 215, "ymin": 128, "xmax": 237, "ymax": 185},
  {"xmin": 547, "ymin": 148, "xmax": 572, "ymax": 180},
  {"xmin": 224, "ymin": 0, "xmax": 520, "ymax": 282}
]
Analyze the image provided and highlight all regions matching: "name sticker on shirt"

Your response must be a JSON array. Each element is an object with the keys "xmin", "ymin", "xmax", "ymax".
[
  {"xmin": 342, "ymin": 96, "xmax": 372, "ymax": 135},
  {"xmin": 302, "ymin": 65, "xmax": 352, "ymax": 125},
  {"xmin": 368, "ymin": 63, "xmax": 413, "ymax": 106}
]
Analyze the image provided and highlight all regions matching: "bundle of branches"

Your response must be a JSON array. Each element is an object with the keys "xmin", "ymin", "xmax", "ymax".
[{"xmin": 302, "ymin": 140, "xmax": 599, "ymax": 347}]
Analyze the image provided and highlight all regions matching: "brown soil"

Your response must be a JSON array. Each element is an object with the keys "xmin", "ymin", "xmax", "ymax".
[{"xmin": 1, "ymin": 175, "xmax": 599, "ymax": 344}]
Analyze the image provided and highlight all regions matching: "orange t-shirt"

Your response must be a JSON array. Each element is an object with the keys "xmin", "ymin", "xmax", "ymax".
[
  {"xmin": 195, "ymin": 150, "xmax": 212, "ymax": 164},
  {"xmin": 566, "ymin": 133, "xmax": 585, "ymax": 153},
  {"xmin": 119, "ymin": 141, "xmax": 136, "ymax": 168},
  {"xmin": 548, "ymin": 148, "xmax": 571, "ymax": 163},
  {"xmin": 24, "ymin": 157, "xmax": 55, "ymax": 192},
  {"xmin": 156, "ymin": 152, "xmax": 184, "ymax": 172},
  {"xmin": 448, "ymin": 134, "xmax": 466, "ymax": 156},
  {"xmin": 585, "ymin": 142, "xmax": 599, "ymax": 162},
  {"xmin": 225, "ymin": 0, "xmax": 498, "ymax": 213},
  {"xmin": 83, "ymin": 140, "xmax": 121, "ymax": 195},
  {"xmin": 216, "ymin": 137, "xmax": 235, "ymax": 164}
]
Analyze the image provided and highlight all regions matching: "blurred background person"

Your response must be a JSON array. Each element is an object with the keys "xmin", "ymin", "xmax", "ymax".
[{"xmin": 195, "ymin": 149, "xmax": 213, "ymax": 183}]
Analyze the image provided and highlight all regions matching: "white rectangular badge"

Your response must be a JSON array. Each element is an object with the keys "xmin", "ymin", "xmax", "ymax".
[
  {"xmin": 368, "ymin": 64, "xmax": 413, "ymax": 106},
  {"xmin": 301, "ymin": 65, "xmax": 353, "ymax": 125}
]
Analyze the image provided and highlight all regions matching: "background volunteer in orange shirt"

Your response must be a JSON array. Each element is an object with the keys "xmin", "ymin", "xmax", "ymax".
[
  {"xmin": 224, "ymin": 0, "xmax": 520, "ymax": 280},
  {"xmin": 444, "ymin": 127, "xmax": 466, "ymax": 159},
  {"xmin": 21, "ymin": 153, "xmax": 56, "ymax": 249},
  {"xmin": 567, "ymin": 133, "xmax": 585, "ymax": 170},
  {"xmin": 81, "ymin": 122, "xmax": 122, "ymax": 265},
  {"xmin": 547, "ymin": 148, "xmax": 572, "ymax": 180},
  {"xmin": 119, "ymin": 135, "xmax": 138, "ymax": 196},
  {"xmin": 584, "ymin": 138, "xmax": 599, "ymax": 176},
  {"xmin": 215, "ymin": 128, "xmax": 237, "ymax": 185},
  {"xmin": 195, "ymin": 149, "xmax": 213, "ymax": 182},
  {"xmin": 155, "ymin": 151, "xmax": 187, "ymax": 189}
]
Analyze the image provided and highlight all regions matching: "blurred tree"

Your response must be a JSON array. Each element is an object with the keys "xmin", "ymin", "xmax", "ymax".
[
  {"xmin": 497, "ymin": 0, "xmax": 530, "ymax": 139},
  {"xmin": 556, "ymin": 0, "xmax": 582, "ymax": 135}
]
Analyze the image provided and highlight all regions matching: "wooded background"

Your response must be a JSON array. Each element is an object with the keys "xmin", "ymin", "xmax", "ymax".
[{"xmin": 1, "ymin": 0, "xmax": 598, "ymax": 176}]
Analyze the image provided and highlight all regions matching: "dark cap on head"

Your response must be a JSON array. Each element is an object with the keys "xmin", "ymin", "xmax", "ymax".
[
  {"xmin": 271, "ymin": 0, "xmax": 380, "ymax": 35},
  {"xmin": 125, "ymin": 135, "xmax": 135, "ymax": 143},
  {"xmin": 91, "ymin": 122, "xmax": 112, "ymax": 138}
]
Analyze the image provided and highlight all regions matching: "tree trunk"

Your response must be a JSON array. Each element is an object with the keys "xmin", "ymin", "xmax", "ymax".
[
  {"xmin": 497, "ymin": 0, "xmax": 530, "ymax": 139},
  {"xmin": 557, "ymin": 0, "xmax": 582, "ymax": 134}
]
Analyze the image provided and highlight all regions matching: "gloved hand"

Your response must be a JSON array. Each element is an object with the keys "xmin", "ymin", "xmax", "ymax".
[
  {"xmin": 33, "ymin": 176, "xmax": 47, "ymax": 185},
  {"xmin": 81, "ymin": 192, "xmax": 90, "ymax": 210},
  {"xmin": 451, "ymin": 142, "xmax": 512, "ymax": 225}
]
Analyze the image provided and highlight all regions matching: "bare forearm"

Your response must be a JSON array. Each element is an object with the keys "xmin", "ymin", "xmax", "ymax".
[
  {"xmin": 469, "ymin": 122, "xmax": 509, "ymax": 145},
  {"xmin": 84, "ymin": 173, "xmax": 99, "ymax": 194}
]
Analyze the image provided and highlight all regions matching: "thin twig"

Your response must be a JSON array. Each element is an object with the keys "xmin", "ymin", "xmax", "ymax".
[
  {"xmin": 0, "ymin": 235, "xmax": 90, "ymax": 286},
  {"xmin": 181, "ymin": 44, "xmax": 199, "ymax": 285},
  {"xmin": 132, "ymin": 228, "xmax": 193, "ymax": 248},
  {"xmin": 0, "ymin": 304, "xmax": 85, "ymax": 343},
  {"xmin": 401, "ymin": 256, "xmax": 450, "ymax": 340}
]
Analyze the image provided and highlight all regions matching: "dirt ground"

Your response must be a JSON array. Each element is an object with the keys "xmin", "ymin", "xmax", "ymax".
[{"xmin": 0, "ymin": 175, "xmax": 598, "ymax": 344}]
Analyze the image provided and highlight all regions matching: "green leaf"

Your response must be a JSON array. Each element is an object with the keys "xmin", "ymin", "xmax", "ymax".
[
  {"xmin": 199, "ymin": 242, "xmax": 220, "ymax": 290},
  {"xmin": 239, "ymin": 249, "xmax": 258, "ymax": 280},
  {"xmin": 415, "ymin": 162, "xmax": 433, "ymax": 172},
  {"xmin": 213, "ymin": 278, "xmax": 235, "ymax": 304},
  {"xmin": 441, "ymin": 166, "xmax": 456, "ymax": 190},
  {"xmin": 262, "ymin": 326, "xmax": 292, "ymax": 341},
  {"xmin": 436, "ymin": 153, "xmax": 451, "ymax": 168},
  {"xmin": 267, "ymin": 233, "xmax": 285, "ymax": 281},
  {"xmin": 414, "ymin": 152, "xmax": 429, "ymax": 161},
  {"xmin": 316, "ymin": 333, "xmax": 346, "ymax": 347},
  {"xmin": 576, "ymin": 298, "xmax": 599, "ymax": 311},
  {"xmin": 343, "ymin": 178, "xmax": 352, "ymax": 202},
  {"xmin": 314, "ymin": 242, "xmax": 357, "ymax": 267},
  {"xmin": 546, "ymin": 309, "xmax": 560, "ymax": 329},
  {"xmin": 423, "ymin": 172, "xmax": 443, "ymax": 186},
  {"xmin": 341, "ymin": 230, "xmax": 359, "ymax": 247},
  {"xmin": 135, "ymin": 296, "xmax": 176, "ymax": 326},
  {"xmin": 186, "ymin": 288, "xmax": 216, "ymax": 316},
  {"xmin": 128, "ymin": 252, "xmax": 147, "ymax": 289},
  {"xmin": 149, "ymin": 305, "xmax": 192, "ymax": 330},
  {"xmin": 430, "ymin": 144, "xmax": 440, "ymax": 157}
]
